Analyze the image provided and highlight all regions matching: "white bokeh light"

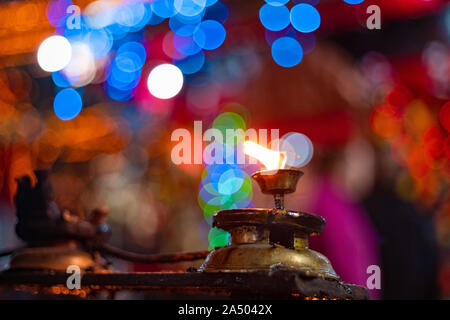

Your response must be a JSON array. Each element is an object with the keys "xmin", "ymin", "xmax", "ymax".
[
  {"xmin": 85, "ymin": 0, "xmax": 116, "ymax": 29},
  {"xmin": 61, "ymin": 42, "xmax": 96, "ymax": 87},
  {"xmin": 280, "ymin": 132, "xmax": 314, "ymax": 168},
  {"xmin": 147, "ymin": 64, "xmax": 184, "ymax": 99},
  {"xmin": 37, "ymin": 36, "xmax": 72, "ymax": 72}
]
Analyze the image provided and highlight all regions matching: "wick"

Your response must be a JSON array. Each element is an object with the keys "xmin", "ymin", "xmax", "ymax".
[
  {"xmin": 285, "ymin": 150, "xmax": 301, "ymax": 159},
  {"xmin": 279, "ymin": 150, "xmax": 301, "ymax": 169}
]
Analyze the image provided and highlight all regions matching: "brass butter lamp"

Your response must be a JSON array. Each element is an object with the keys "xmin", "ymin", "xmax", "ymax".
[{"xmin": 200, "ymin": 167, "xmax": 339, "ymax": 280}]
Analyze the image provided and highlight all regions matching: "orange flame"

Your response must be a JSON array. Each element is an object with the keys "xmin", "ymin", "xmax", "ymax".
[{"xmin": 243, "ymin": 141, "xmax": 286, "ymax": 170}]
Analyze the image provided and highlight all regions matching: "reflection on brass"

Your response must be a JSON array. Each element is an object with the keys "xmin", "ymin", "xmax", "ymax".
[
  {"xmin": 294, "ymin": 236, "xmax": 308, "ymax": 250},
  {"xmin": 200, "ymin": 244, "xmax": 338, "ymax": 280},
  {"xmin": 9, "ymin": 243, "xmax": 94, "ymax": 272}
]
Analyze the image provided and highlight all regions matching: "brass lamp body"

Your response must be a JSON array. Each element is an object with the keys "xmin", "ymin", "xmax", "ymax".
[{"xmin": 200, "ymin": 169, "xmax": 339, "ymax": 280}]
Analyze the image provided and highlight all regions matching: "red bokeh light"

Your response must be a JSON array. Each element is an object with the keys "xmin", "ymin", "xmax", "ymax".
[
  {"xmin": 439, "ymin": 101, "xmax": 450, "ymax": 133},
  {"xmin": 423, "ymin": 125, "xmax": 446, "ymax": 160}
]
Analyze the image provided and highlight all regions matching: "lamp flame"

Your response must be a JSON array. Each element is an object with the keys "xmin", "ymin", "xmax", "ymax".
[{"xmin": 243, "ymin": 141, "xmax": 286, "ymax": 170}]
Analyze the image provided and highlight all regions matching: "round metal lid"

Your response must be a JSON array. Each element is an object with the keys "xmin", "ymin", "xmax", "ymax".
[{"xmin": 213, "ymin": 208, "xmax": 325, "ymax": 235}]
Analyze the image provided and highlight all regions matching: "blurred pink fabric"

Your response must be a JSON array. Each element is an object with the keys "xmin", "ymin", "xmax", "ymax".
[{"xmin": 307, "ymin": 175, "xmax": 381, "ymax": 300}]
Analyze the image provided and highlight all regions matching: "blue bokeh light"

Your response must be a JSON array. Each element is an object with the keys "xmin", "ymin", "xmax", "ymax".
[
  {"xmin": 199, "ymin": 179, "xmax": 221, "ymax": 204},
  {"xmin": 342, "ymin": 0, "xmax": 365, "ymax": 4},
  {"xmin": 174, "ymin": 8, "xmax": 205, "ymax": 24},
  {"xmin": 114, "ymin": 51, "xmax": 142, "ymax": 73},
  {"xmin": 208, "ymin": 163, "xmax": 237, "ymax": 180},
  {"xmin": 174, "ymin": 51, "xmax": 206, "ymax": 75},
  {"xmin": 271, "ymin": 36, "xmax": 303, "ymax": 68},
  {"xmin": 206, "ymin": 0, "xmax": 219, "ymax": 6},
  {"xmin": 292, "ymin": 0, "xmax": 320, "ymax": 4},
  {"xmin": 151, "ymin": 0, "xmax": 177, "ymax": 18},
  {"xmin": 105, "ymin": 83, "xmax": 137, "ymax": 101},
  {"xmin": 199, "ymin": 164, "xmax": 249, "ymax": 200},
  {"xmin": 105, "ymin": 40, "xmax": 146, "ymax": 95},
  {"xmin": 174, "ymin": 0, "xmax": 206, "ymax": 17},
  {"xmin": 265, "ymin": 0, "xmax": 289, "ymax": 6},
  {"xmin": 290, "ymin": 3, "xmax": 321, "ymax": 33},
  {"xmin": 169, "ymin": 19, "xmax": 199, "ymax": 36},
  {"xmin": 53, "ymin": 88, "xmax": 83, "ymax": 120},
  {"xmin": 47, "ymin": 0, "xmax": 165, "ymax": 102},
  {"xmin": 259, "ymin": 4, "xmax": 290, "ymax": 32},
  {"xmin": 264, "ymin": 25, "xmax": 297, "ymax": 45},
  {"xmin": 61, "ymin": 14, "xmax": 90, "ymax": 40},
  {"xmin": 193, "ymin": 20, "xmax": 226, "ymax": 50},
  {"xmin": 52, "ymin": 71, "xmax": 71, "ymax": 88},
  {"xmin": 204, "ymin": 0, "xmax": 229, "ymax": 24},
  {"xmin": 108, "ymin": 65, "xmax": 141, "ymax": 90},
  {"xmin": 217, "ymin": 168, "xmax": 244, "ymax": 195},
  {"xmin": 86, "ymin": 29, "xmax": 114, "ymax": 58},
  {"xmin": 173, "ymin": 32, "xmax": 203, "ymax": 55},
  {"xmin": 115, "ymin": 0, "xmax": 149, "ymax": 29},
  {"xmin": 104, "ymin": 23, "xmax": 129, "ymax": 40},
  {"xmin": 147, "ymin": 12, "xmax": 165, "ymax": 25},
  {"xmin": 116, "ymin": 42, "xmax": 147, "ymax": 70}
]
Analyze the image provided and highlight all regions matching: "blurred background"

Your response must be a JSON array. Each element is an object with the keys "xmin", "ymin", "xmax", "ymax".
[{"xmin": 0, "ymin": 0, "xmax": 449, "ymax": 300}]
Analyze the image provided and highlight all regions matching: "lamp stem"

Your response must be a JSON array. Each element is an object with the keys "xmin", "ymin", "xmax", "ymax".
[{"xmin": 274, "ymin": 194, "xmax": 284, "ymax": 210}]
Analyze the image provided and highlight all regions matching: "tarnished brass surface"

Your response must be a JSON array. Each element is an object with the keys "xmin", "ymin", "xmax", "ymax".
[
  {"xmin": 252, "ymin": 169, "xmax": 303, "ymax": 195},
  {"xmin": 294, "ymin": 236, "xmax": 309, "ymax": 250},
  {"xmin": 229, "ymin": 226, "xmax": 270, "ymax": 244},
  {"xmin": 9, "ymin": 243, "xmax": 94, "ymax": 271},
  {"xmin": 199, "ymin": 244, "xmax": 339, "ymax": 280}
]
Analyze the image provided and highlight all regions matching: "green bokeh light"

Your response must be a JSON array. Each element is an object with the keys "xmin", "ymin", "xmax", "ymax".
[
  {"xmin": 212, "ymin": 112, "xmax": 246, "ymax": 146},
  {"xmin": 208, "ymin": 227, "xmax": 230, "ymax": 249}
]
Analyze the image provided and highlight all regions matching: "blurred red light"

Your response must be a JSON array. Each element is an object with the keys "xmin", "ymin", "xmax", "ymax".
[{"xmin": 439, "ymin": 101, "xmax": 450, "ymax": 133}]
